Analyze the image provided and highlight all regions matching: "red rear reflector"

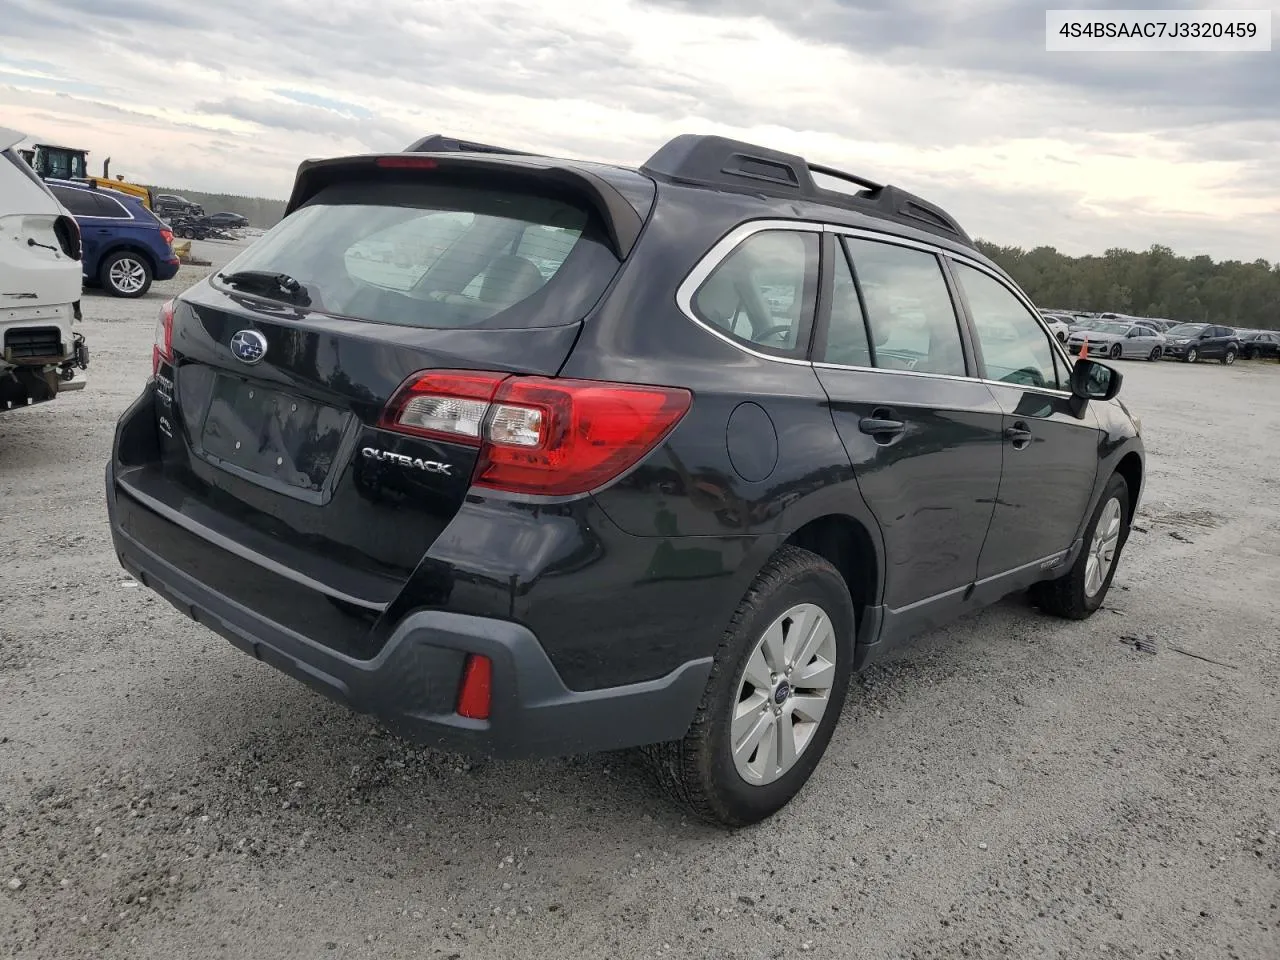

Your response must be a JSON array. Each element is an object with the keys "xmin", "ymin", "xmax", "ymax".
[
  {"xmin": 375, "ymin": 156, "xmax": 439, "ymax": 169},
  {"xmin": 151, "ymin": 298, "xmax": 174, "ymax": 376},
  {"xmin": 456, "ymin": 654, "xmax": 493, "ymax": 720},
  {"xmin": 379, "ymin": 371, "xmax": 692, "ymax": 497}
]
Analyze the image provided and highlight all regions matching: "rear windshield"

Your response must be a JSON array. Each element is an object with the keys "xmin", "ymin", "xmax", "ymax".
[{"xmin": 214, "ymin": 180, "xmax": 620, "ymax": 329}]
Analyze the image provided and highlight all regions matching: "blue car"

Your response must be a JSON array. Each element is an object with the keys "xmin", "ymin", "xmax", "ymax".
[{"xmin": 47, "ymin": 180, "xmax": 180, "ymax": 298}]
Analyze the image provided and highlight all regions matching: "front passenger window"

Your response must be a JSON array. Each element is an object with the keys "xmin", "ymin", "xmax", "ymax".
[{"xmin": 952, "ymin": 262, "xmax": 1060, "ymax": 390}]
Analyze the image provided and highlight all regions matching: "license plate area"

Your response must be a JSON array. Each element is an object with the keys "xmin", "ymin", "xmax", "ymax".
[{"xmin": 200, "ymin": 374, "xmax": 351, "ymax": 494}]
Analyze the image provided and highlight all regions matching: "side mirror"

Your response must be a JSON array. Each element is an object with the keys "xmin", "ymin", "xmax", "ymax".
[
  {"xmin": 1200, "ymin": 331, "xmax": 1213, "ymax": 339},
  {"xmin": 1069, "ymin": 359, "xmax": 1122, "ymax": 411}
]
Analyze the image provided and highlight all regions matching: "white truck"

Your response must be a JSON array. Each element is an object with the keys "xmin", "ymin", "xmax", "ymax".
[{"xmin": 1, "ymin": 127, "xmax": 89, "ymax": 412}]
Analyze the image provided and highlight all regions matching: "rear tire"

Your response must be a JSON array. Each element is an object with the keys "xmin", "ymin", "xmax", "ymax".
[
  {"xmin": 645, "ymin": 546, "xmax": 855, "ymax": 827},
  {"xmin": 1148, "ymin": 346, "xmax": 1162, "ymax": 361},
  {"xmin": 1222, "ymin": 348, "xmax": 1237, "ymax": 366},
  {"xmin": 1031, "ymin": 473, "xmax": 1130, "ymax": 620},
  {"xmin": 100, "ymin": 251, "xmax": 153, "ymax": 298}
]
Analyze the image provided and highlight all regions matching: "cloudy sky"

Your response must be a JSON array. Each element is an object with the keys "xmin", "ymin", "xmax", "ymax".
[{"xmin": 3, "ymin": 0, "xmax": 1276, "ymax": 261}]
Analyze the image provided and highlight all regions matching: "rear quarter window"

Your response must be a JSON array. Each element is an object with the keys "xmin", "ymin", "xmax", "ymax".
[{"xmin": 215, "ymin": 180, "xmax": 621, "ymax": 330}]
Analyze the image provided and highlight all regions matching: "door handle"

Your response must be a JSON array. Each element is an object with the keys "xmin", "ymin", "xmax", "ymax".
[
  {"xmin": 1005, "ymin": 421, "xmax": 1033, "ymax": 450},
  {"xmin": 859, "ymin": 410, "xmax": 906, "ymax": 444}
]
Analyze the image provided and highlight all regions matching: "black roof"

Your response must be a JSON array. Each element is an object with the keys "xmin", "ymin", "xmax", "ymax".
[{"xmin": 403, "ymin": 133, "xmax": 974, "ymax": 248}]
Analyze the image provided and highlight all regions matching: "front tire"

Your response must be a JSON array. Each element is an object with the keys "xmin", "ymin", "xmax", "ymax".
[
  {"xmin": 1185, "ymin": 347, "xmax": 1198, "ymax": 363},
  {"xmin": 645, "ymin": 546, "xmax": 855, "ymax": 827},
  {"xmin": 100, "ymin": 251, "xmax": 153, "ymax": 298},
  {"xmin": 1110, "ymin": 343, "xmax": 1123, "ymax": 360},
  {"xmin": 1222, "ymin": 348, "xmax": 1237, "ymax": 366},
  {"xmin": 1031, "ymin": 473, "xmax": 1130, "ymax": 620}
]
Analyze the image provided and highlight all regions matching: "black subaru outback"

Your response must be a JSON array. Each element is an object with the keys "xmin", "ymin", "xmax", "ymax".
[{"xmin": 107, "ymin": 134, "xmax": 1144, "ymax": 826}]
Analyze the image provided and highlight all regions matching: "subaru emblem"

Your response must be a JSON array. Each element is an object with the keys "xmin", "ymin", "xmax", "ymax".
[{"xmin": 229, "ymin": 329, "xmax": 267, "ymax": 365}]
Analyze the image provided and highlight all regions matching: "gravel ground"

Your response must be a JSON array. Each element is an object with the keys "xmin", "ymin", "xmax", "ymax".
[{"xmin": 2, "ymin": 240, "xmax": 1278, "ymax": 960}]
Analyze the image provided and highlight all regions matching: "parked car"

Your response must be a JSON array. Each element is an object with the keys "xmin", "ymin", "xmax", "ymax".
[
  {"xmin": 154, "ymin": 193, "xmax": 204, "ymax": 220},
  {"xmin": 1066, "ymin": 322, "xmax": 1166, "ymax": 361},
  {"xmin": 0, "ymin": 128, "xmax": 90, "ymax": 410},
  {"xmin": 1130, "ymin": 319, "xmax": 1166, "ymax": 335},
  {"xmin": 1038, "ymin": 311, "xmax": 1070, "ymax": 342},
  {"xmin": 205, "ymin": 211, "xmax": 250, "ymax": 229},
  {"xmin": 1239, "ymin": 330, "xmax": 1280, "ymax": 360},
  {"xmin": 47, "ymin": 180, "xmax": 180, "ymax": 297},
  {"xmin": 106, "ymin": 132, "xmax": 1145, "ymax": 826},
  {"xmin": 1161, "ymin": 323, "xmax": 1241, "ymax": 364}
]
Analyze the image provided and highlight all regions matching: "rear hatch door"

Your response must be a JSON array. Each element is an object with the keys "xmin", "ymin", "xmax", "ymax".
[{"xmin": 137, "ymin": 159, "xmax": 649, "ymax": 608}]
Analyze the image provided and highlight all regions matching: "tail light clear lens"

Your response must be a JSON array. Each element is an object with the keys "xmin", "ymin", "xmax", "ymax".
[
  {"xmin": 380, "ymin": 371, "xmax": 692, "ymax": 496},
  {"xmin": 152, "ymin": 299, "xmax": 174, "ymax": 376}
]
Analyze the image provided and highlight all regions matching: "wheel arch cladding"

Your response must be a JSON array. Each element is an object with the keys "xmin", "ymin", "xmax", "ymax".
[
  {"xmin": 1115, "ymin": 452, "xmax": 1143, "ymax": 519},
  {"xmin": 783, "ymin": 514, "xmax": 878, "ymax": 623}
]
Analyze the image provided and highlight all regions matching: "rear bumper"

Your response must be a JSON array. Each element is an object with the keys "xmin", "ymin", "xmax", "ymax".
[{"xmin": 106, "ymin": 461, "xmax": 711, "ymax": 758}]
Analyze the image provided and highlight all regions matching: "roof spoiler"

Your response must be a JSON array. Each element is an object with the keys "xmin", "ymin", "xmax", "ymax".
[
  {"xmin": 640, "ymin": 134, "xmax": 971, "ymax": 245},
  {"xmin": 403, "ymin": 134, "xmax": 537, "ymax": 157},
  {"xmin": 286, "ymin": 151, "xmax": 646, "ymax": 259}
]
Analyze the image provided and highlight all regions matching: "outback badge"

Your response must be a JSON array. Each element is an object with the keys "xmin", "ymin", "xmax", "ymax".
[{"xmin": 229, "ymin": 329, "xmax": 268, "ymax": 365}]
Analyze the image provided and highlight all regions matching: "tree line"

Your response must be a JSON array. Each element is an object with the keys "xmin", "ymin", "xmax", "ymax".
[{"xmin": 976, "ymin": 241, "xmax": 1280, "ymax": 331}]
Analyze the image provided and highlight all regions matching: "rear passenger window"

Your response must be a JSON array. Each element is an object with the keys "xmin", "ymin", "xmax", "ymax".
[
  {"xmin": 692, "ymin": 230, "xmax": 818, "ymax": 357},
  {"xmin": 818, "ymin": 241, "xmax": 872, "ymax": 366},
  {"xmin": 843, "ymin": 237, "xmax": 967, "ymax": 377},
  {"xmin": 953, "ymin": 262, "xmax": 1060, "ymax": 390},
  {"xmin": 51, "ymin": 187, "xmax": 100, "ymax": 218}
]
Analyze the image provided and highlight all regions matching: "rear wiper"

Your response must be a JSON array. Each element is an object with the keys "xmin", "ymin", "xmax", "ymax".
[{"xmin": 219, "ymin": 270, "xmax": 312, "ymax": 305}]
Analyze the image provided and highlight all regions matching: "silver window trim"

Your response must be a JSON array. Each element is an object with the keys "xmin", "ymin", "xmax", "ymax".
[{"xmin": 674, "ymin": 219, "xmax": 1078, "ymax": 399}]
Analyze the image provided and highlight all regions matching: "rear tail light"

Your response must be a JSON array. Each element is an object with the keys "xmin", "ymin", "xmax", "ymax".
[
  {"xmin": 152, "ymin": 299, "xmax": 174, "ymax": 376},
  {"xmin": 380, "ymin": 371, "xmax": 692, "ymax": 496},
  {"xmin": 53, "ymin": 214, "xmax": 81, "ymax": 260},
  {"xmin": 160, "ymin": 227, "xmax": 174, "ymax": 247},
  {"xmin": 456, "ymin": 654, "xmax": 493, "ymax": 720}
]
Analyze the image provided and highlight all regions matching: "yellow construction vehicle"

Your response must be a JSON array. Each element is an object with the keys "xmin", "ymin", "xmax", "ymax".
[{"xmin": 21, "ymin": 143, "xmax": 154, "ymax": 209}]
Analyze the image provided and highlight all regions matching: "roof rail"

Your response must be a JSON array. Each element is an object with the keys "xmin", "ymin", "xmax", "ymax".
[
  {"xmin": 403, "ymin": 134, "xmax": 536, "ymax": 157},
  {"xmin": 639, "ymin": 134, "xmax": 971, "ymax": 245}
]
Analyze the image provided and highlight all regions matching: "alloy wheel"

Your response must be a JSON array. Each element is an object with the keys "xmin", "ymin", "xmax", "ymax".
[
  {"xmin": 731, "ymin": 603, "xmax": 837, "ymax": 786},
  {"xmin": 1084, "ymin": 498, "xmax": 1123, "ymax": 598},
  {"xmin": 109, "ymin": 257, "xmax": 147, "ymax": 294}
]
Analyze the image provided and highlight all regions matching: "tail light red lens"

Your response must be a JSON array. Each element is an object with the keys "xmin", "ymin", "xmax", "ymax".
[
  {"xmin": 380, "ymin": 371, "xmax": 692, "ymax": 496},
  {"xmin": 456, "ymin": 654, "xmax": 493, "ymax": 720},
  {"xmin": 160, "ymin": 227, "xmax": 174, "ymax": 247},
  {"xmin": 152, "ymin": 299, "xmax": 174, "ymax": 376}
]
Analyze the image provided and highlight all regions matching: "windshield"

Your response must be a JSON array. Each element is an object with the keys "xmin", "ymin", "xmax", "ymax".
[
  {"xmin": 1166, "ymin": 323, "xmax": 1206, "ymax": 337},
  {"xmin": 214, "ymin": 179, "xmax": 620, "ymax": 329},
  {"xmin": 1093, "ymin": 323, "xmax": 1130, "ymax": 335}
]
